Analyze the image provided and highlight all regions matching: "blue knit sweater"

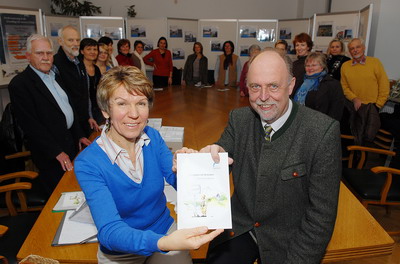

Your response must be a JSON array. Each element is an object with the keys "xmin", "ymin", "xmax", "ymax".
[{"xmin": 74, "ymin": 126, "xmax": 175, "ymax": 256}]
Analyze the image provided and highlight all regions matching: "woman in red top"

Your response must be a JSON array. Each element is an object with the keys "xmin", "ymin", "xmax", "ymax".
[
  {"xmin": 143, "ymin": 37, "xmax": 173, "ymax": 88},
  {"xmin": 115, "ymin": 39, "xmax": 134, "ymax": 66}
]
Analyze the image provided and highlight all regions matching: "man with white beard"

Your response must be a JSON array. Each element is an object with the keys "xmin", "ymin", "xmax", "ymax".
[
  {"xmin": 8, "ymin": 34, "xmax": 90, "ymax": 195},
  {"xmin": 54, "ymin": 25, "xmax": 91, "ymax": 137}
]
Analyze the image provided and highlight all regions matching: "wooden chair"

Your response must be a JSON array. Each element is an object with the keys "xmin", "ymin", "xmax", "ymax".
[
  {"xmin": 1, "ymin": 149, "xmax": 47, "ymax": 214},
  {"xmin": 0, "ymin": 176, "xmax": 40, "ymax": 264},
  {"xmin": 341, "ymin": 128, "xmax": 395, "ymax": 167},
  {"xmin": 0, "ymin": 224, "xmax": 9, "ymax": 264},
  {"xmin": 0, "ymin": 170, "xmax": 45, "ymax": 215},
  {"xmin": 342, "ymin": 145, "xmax": 400, "ymax": 235},
  {"xmin": 373, "ymin": 129, "xmax": 395, "ymax": 150}
]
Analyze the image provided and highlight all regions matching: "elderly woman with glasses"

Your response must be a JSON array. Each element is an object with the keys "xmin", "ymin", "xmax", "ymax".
[{"xmin": 293, "ymin": 52, "xmax": 344, "ymax": 121}]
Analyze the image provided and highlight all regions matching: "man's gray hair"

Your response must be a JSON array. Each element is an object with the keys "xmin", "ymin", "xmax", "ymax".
[
  {"xmin": 249, "ymin": 44, "xmax": 261, "ymax": 54},
  {"xmin": 348, "ymin": 38, "xmax": 364, "ymax": 48},
  {"xmin": 58, "ymin": 25, "xmax": 78, "ymax": 39},
  {"xmin": 249, "ymin": 47, "xmax": 293, "ymax": 82},
  {"xmin": 26, "ymin": 34, "xmax": 53, "ymax": 53}
]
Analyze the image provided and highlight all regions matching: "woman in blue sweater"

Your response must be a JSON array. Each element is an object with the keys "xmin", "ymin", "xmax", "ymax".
[{"xmin": 74, "ymin": 66, "xmax": 222, "ymax": 264}]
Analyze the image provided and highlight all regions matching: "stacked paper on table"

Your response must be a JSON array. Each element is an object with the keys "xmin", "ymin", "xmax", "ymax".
[
  {"xmin": 147, "ymin": 118, "xmax": 162, "ymax": 131},
  {"xmin": 159, "ymin": 126, "xmax": 184, "ymax": 152},
  {"xmin": 177, "ymin": 153, "xmax": 232, "ymax": 229},
  {"xmin": 52, "ymin": 210, "xmax": 98, "ymax": 246}
]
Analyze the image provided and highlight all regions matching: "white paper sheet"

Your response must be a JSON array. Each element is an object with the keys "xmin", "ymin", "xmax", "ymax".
[
  {"xmin": 55, "ymin": 210, "xmax": 98, "ymax": 245},
  {"xmin": 177, "ymin": 153, "xmax": 232, "ymax": 229}
]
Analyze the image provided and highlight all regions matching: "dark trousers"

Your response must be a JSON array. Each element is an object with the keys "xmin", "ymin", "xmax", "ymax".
[
  {"xmin": 153, "ymin": 75, "xmax": 168, "ymax": 88},
  {"xmin": 206, "ymin": 231, "xmax": 260, "ymax": 264}
]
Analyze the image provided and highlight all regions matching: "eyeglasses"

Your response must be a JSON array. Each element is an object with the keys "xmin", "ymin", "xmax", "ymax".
[{"xmin": 305, "ymin": 64, "xmax": 320, "ymax": 68}]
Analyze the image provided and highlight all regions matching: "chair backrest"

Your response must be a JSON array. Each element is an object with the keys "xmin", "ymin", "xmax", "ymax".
[
  {"xmin": 346, "ymin": 145, "xmax": 396, "ymax": 169},
  {"xmin": 0, "ymin": 171, "xmax": 38, "ymax": 216},
  {"xmin": 370, "ymin": 166, "xmax": 400, "ymax": 205}
]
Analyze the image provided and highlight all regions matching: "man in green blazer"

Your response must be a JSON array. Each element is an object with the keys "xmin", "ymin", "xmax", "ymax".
[{"xmin": 201, "ymin": 49, "xmax": 341, "ymax": 264}]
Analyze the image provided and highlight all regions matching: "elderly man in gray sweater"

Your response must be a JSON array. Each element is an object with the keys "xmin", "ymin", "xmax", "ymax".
[{"xmin": 201, "ymin": 49, "xmax": 341, "ymax": 264}]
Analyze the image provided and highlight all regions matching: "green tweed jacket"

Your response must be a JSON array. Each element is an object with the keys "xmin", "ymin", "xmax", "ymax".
[{"xmin": 211, "ymin": 101, "xmax": 342, "ymax": 264}]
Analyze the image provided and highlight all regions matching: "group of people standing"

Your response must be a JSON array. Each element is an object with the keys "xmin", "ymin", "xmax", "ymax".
[{"xmin": 290, "ymin": 32, "xmax": 389, "ymax": 139}]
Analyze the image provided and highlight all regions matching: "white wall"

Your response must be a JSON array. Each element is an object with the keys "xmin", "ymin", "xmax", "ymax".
[
  {"xmin": 373, "ymin": 0, "xmax": 400, "ymax": 80},
  {"xmin": 302, "ymin": 0, "xmax": 329, "ymax": 17},
  {"xmin": 90, "ymin": 0, "xmax": 322, "ymax": 19},
  {"xmin": 331, "ymin": 0, "xmax": 399, "ymax": 79},
  {"xmin": 1, "ymin": 0, "xmax": 51, "ymax": 13}
]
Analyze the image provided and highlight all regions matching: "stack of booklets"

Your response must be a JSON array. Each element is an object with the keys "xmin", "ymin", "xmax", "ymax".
[{"xmin": 52, "ymin": 192, "xmax": 98, "ymax": 246}]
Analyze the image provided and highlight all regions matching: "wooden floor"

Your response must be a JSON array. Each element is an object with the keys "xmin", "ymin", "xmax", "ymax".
[{"xmin": 149, "ymin": 85, "xmax": 250, "ymax": 150}]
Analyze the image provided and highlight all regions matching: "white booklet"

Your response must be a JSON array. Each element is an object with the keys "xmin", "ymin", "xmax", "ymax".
[
  {"xmin": 177, "ymin": 153, "xmax": 232, "ymax": 229},
  {"xmin": 52, "ymin": 191, "xmax": 85, "ymax": 212}
]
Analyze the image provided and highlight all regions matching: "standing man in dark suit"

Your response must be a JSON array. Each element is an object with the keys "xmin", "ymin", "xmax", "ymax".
[
  {"xmin": 8, "ymin": 34, "xmax": 90, "ymax": 195},
  {"xmin": 201, "ymin": 49, "xmax": 341, "ymax": 263},
  {"xmin": 53, "ymin": 25, "xmax": 93, "ymax": 137}
]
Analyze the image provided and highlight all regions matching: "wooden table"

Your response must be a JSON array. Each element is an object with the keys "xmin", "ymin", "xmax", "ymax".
[{"xmin": 18, "ymin": 86, "xmax": 394, "ymax": 263}]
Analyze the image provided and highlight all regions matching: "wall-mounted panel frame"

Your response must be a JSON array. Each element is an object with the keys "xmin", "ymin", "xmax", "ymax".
[
  {"xmin": 79, "ymin": 16, "xmax": 125, "ymax": 55},
  {"xmin": 167, "ymin": 18, "xmax": 198, "ymax": 69},
  {"xmin": 358, "ymin": 4, "xmax": 373, "ymax": 55},
  {"xmin": 278, "ymin": 18, "xmax": 309, "ymax": 52},
  {"xmin": 237, "ymin": 19, "xmax": 277, "ymax": 66},
  {"xmin": 198, "ymin": 19, "xmax": 238, "ymax": 70},
  {"xmin": 312, "ymin": 11, "xmax": 359, "ymax": 54},
  {"xmin": 126, "ymin": 17, "xmax": 167, "ymax": 72},
  {"xmin": 0, "ymin": 6, "xmax": 43, "ymax": 87}
]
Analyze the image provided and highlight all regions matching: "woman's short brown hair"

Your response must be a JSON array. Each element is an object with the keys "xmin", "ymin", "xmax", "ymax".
[
  {"xmin": 97, "ymin": 66, "xmax": 154, "ymax": 115},
  {"xmin": 305, "ymin": 52, "xmax": 327, "ymax": 72},
  {"xmin": 293, "ymin": 33, "xmax": 313, "ymax": 51},
  {"xmin": 117, "ymin": 39, "xmax": 131, "ymax": 52}
]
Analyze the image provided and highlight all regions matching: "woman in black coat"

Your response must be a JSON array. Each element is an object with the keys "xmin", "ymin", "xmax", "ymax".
[
  {"xmin": 294, "ymin": 52, "xmax": 345, "ymax": 121},
  {"xmin": 326, "ymin": 39, "xmax": 350, "ymax": 81}
]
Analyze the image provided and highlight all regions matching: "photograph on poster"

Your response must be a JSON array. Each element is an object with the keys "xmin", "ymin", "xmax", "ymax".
[
  {"xmin": 131, "ymin": 25, "xmax": 146, "ymax": 37},
  {"xmin": 85, "ymin": 24, "xmax": 101, "ymax": 38},
  {"xmin": 0, "ymin": 13, "xmax": 37, "ymax": 81},
  {"xmin": 240, "ymin": 45, "xmax": 250, "ymax": 57},
  {"xmin": 317, "ymin": 22, "xmax": 333, "ymax": 37},
  {"xmin": 279, "ymin": 28, "xmax": 291, "ymax": 40},
  {"xmin": 172, "ymin": 48, "xmax": 185, "ymax": 60},
  {"xmin": 203, "ymin": 26, "xmax": 218, "ymax": 38},
  {"xmin": 211, "ymin": 40, "xmax": 222, "ymax": 52},
  {"xmin": 344, "ymin": 29, "xmax": 353, "ymax": 40},
  {"xmin": 184, "ymin": 31, "xmax": 196, "ymax": 42},
  {"xmin": 104, "ymin": 27, "xmax": 123, "ymax": 40},
  {"xmin": 240, "ymin": 25, "xmax": 256, "ymax": 38},
  {"xmin": 170, "ymin": 25, "xmax": 183, "ymax": 38},
  {"xmin": 142, "ymin": 39, "xmax": 153, "ymax": 51},
  {"xmin": 50, "ymin": 22, "xmax": 63, "ymax": 37},
  {"xmin": 258, "ymin": 28, "xmax": 275, "ymax": 42},
  {"xmin": 335, "ymin": 26, "xmax": 346, "ymax": 40}
]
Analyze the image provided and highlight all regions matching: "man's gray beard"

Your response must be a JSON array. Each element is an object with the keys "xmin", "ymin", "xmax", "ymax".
[{"xmin": 63, "ymin": 46, "xmax": 79, "ymax": 57}]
